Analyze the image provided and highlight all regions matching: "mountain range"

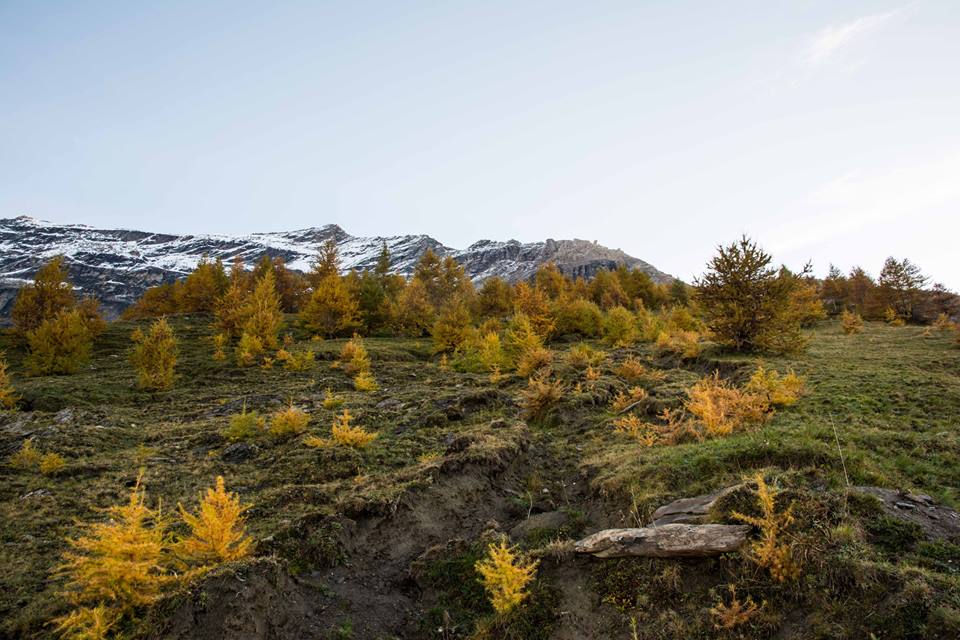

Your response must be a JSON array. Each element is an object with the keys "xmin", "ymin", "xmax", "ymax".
[{"xmin": 0, "ymin": 216, "xmax": 674, "ymax": 320}]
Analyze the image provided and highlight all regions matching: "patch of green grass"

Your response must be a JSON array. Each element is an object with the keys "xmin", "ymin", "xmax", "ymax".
[
  {"xmin": 419, "ymin": 542, "xmax": 491, "ymax": 631},
  {"xmin": 2, "ymin": 317, "xmax": 960, "ymax": 638},
  {"xmin": 585, "ymin": 321, "xmax": 960, "ymax": 507}
]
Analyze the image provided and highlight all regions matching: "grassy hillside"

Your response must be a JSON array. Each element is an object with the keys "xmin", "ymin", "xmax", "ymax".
[{"xmin": 1, "ymin": 317, "xmax": 958, "ymax": 639}]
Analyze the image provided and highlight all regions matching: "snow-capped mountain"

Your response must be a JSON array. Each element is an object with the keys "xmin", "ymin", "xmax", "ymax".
[{"xmin": 0, "ymin": 216, "xmax": 674, "ymax": 319}]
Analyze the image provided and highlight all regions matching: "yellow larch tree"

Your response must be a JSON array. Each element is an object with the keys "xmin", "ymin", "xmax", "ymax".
[
  {"xmin": 0, "ymin": 356, "xmax": 19, "ymax": 409},
  {"xmin": 475, "ymin": 538, "xmax": 539, "ymax": 615},
  {"xmin": 54, "ymin": 476, "xmax": 171, "ymax": 638},
  {"xmin": 129, "ymin": 318, "xmax": 178, "ymax": 390},
  {"xmin": 300, "ymin": 273, "xmax": 360, "ymax": 338},
  {"xmin": 176, "ymin": 476, "xmax": 252, "ymax": 567}
]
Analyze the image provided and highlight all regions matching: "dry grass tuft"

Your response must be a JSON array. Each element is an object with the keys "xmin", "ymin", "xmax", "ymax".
[
  {"xmin": 685, "ymin": 372, "xmax": 769, "ymax": 437},
  {"xmin": 710, "ymin": 584, "xmax": 761, "ymax": 630},
  {"xmin": 519, "ymin": 374, "xmax": 563, "ymax": 421},
  {"xmin": 610, "ymin": 386, "xmax": 647, "ymax": 413},
  {"xmin": 532, "ymin": 537, "xmax": 576, "ymax": 561},
  {"xmin": 655, "ymin": 329, "xmax": 702, "ymax": 359}
]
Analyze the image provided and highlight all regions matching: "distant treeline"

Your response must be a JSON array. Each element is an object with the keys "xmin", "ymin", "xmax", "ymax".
[
  {"xmin": 120, "ymin": 242, "xmax": 956, "ymax": 330},
  {"xmin": 120, "ymin": 240, "xmax": 692, "ymax": 338},
  {"xmin": 818, "ymin": 259, "xmax": 957, "ymax": 324},
  {"xmin": 8, "ymin": 238, "xmax": 957, "ymax": 378}
]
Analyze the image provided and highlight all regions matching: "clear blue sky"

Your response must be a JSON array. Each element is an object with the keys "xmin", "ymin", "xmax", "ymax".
[{"xmin": 2, "ymin": 1, "xmax": 958, "ymax": 287}]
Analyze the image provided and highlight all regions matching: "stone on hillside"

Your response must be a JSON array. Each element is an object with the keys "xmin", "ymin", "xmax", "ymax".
[
  {"xmin": 375, "ymin": 398, "xmax": 402, "ymax": 410},
  {"xmin": 853, "ymin": 486, "xmax": 960, "ymax": 541},
  {"xmin": 649, "ymin": 484, "xmax": 742, "ymax": 526},
  {"xmin": 574, "ymin": 524, "xmax": 751, "ymax": 558},
  {"xmin": 222, "ymin": 442, "xmax": 259, "ymax": 463},
  {"xmin": 510, "ymin": 511, "xmax": 570, "ymax": 540}
]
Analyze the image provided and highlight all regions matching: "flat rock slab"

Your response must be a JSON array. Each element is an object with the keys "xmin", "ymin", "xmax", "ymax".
[
  {"xmin": 649, "ymin": 484, "xmax": 743, "ymax": 526},
  {"xmin": 574, "ymin": 523, "xmax": 751, "ymax": 558}
]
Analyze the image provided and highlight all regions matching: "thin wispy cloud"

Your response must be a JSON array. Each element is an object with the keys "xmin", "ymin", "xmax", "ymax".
[
  {"xmin": 760, "ymin": 149, "xmax": 960, "ymax": 285},
  {"xmin": 800, "ymin": 9, "xmax": 902, "ymax": 67},
  {"xmin": 756, "ymin": 6, "xmax": 906, "ymax": 92}
]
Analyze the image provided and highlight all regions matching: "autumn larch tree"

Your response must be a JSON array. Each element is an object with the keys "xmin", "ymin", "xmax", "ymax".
[
  {"xmin": 477, "ymin": 276, "xmax": 514, "ymax": 319},
  {"xmin": 308, "ymin": 238, "xmax": 341, "ymax": 289},
  {"xmin": 12, "ymin": 256, "xmax": 77, "ymax": 335},
  {"xmin": 392, "ymin": 278, "xmax": 435, "ymax": 336},
  {"xmin": 534, "ymin": 263, "xmax": 567, "ymax": 299},
  {"xmin": 875, "ymin": 257, "xmax": 928, "ymax": 323},
  {"xmin": 587, "ymin": 269, "xmax": 629, "ymax": 310},
  {"xmin": 512, "ymin": 281, "xmax": 554, "ymax": 338},
  {"xmin": 25, "ymin": 309, "xmax": 93, "ymax": 375},
  {"xmin": 240, "ymin": 270, "xmax": 283, "ymax": 350},
  {"xmin": 694, "ymin": 236, "xmax": 812, "ymax": 353},
  {"xmin": 413, "ymin": 249, "xmax": 474, "ymax": 310},
  {"xmin": 215, "ymin": 259, "xmax": 252, "ymax": 339},
  {"xmin": 175, "ymin": 256, "xmax": 228, "ymax": 313},
  {"xmin": 819, "ymin": 264, "xmax": 848, "ymax": 316},
  {"xmin": 300, "ymin": 273, "xmax": 361, "ymax": 338},
  {"xmin": 0, "ymin": 356, "xmax": 19, "ymax": 409},
  {"xmin": 614, "ymin": 265, "xmax": 662, "ymax": 309},
  {"xmin": 354, "ymin": 269, "xmax": 390, "ymax": 334},
  {"xmin": 130, "ymin": 317, "xmax": 178, "ymax": 390},
  {"xmin": 431, "ymin": 299, "xmax": 474, "ymax": 353}
]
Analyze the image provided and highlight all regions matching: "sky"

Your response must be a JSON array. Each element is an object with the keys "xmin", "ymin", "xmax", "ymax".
[{"xmin": 1, "ymin": 1, "xmax": 958, "ymax": 287}]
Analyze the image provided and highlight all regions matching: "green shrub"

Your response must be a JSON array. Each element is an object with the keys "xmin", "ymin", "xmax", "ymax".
[
  {"xmin": 552, "ymin": 298, "xmax": 603, "ymax": 337},
  {"xmin": 602, "ymin": 306, "xmax": 636, "ymax": 346},
  {"xmin": 223, "ymin": 404, "xmax": 266, "ymax": 441}
]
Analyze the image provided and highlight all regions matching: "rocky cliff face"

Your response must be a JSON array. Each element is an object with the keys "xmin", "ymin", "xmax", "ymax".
[{"xmin": 0, "ymin": 216, "xmax": 674, "ymax": 320}]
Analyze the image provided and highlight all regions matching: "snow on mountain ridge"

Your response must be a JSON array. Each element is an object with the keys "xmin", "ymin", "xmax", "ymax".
[{"xmin": 0, "ymin": 217, "xmax": 674, "ymax": 320}]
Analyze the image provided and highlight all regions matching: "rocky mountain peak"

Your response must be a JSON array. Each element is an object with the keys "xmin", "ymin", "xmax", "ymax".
[{"xmin": 0, "ymin": 217, "xmax": 675, "ymax": 321}]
